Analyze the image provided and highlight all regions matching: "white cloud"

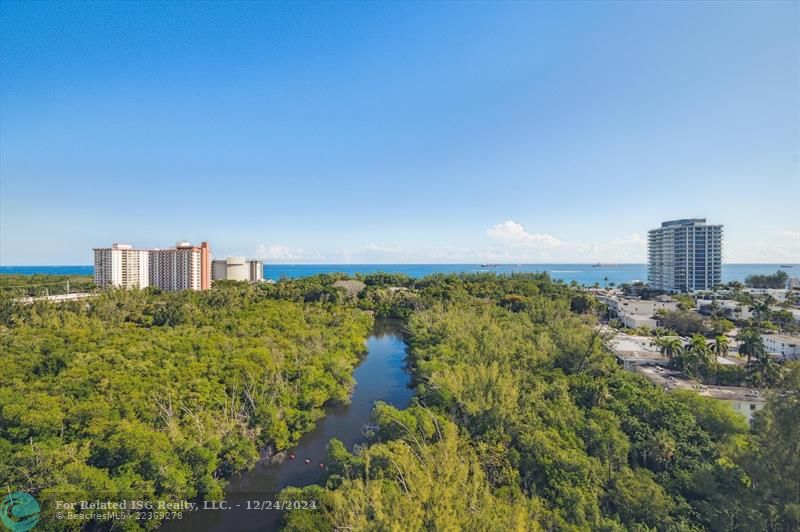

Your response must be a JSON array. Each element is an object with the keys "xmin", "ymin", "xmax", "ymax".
[
  {"xmin": 254, "ymin": 244, "xmax": 308, "ymax": 261},
  {"xmin": 485, "ymin": 220, "xmax": 635, "ymax": 261},
  {"xmin": 487, "ymin": 221, "xmax": 563, "ymax": 248},
  {"xmin": 364, "ymin": 243, "xmax": 402, "ymax": 253},
  {"xmin": 253, "ymin": 225, "xmax": 798, "ymax": 265},
  {"xmin": 595, "ymin": 232, "xmax": 647, "ymax": 261},
  {"xmin": 725, "ymin": 229, "xmax": 800, "ymax": 262}
]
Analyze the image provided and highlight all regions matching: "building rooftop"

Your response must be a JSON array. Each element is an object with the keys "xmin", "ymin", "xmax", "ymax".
[
  {"xmin": 609, "ymin": 333, "xmax": 660, "ymax": 354},
  {"xmin": 608, "ymin": 331, "xmax": 745, "ymax": 367},
  {"xmin": 764, "ymin": 333, "xmax": 800, "ymax": 343},
  {"xmin": 660, "ymin": 218, "xmax": 707, "ymax": 227},
  {"xmin": 608, "ymin": 332, "xmax": 670, "ymax": 363},
  {"xmin": 633, "ymin": 364, "xmax": 766, "ymax": 403}
]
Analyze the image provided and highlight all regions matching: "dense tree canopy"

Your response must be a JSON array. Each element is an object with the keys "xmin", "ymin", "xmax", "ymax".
[
  {"xmin": 0, "ymin": 283, "xmax": 371, "ymax": 530},
  {"xmin": 745, "ymin": 271, "xmax": 789, "ymax": 289},
  {"xmin": 0, "ymin": 274, "xmax": 94, "ymax": 298},
  {"xmin": 2, "ymin": 272, "xmax": 797, "ymax": 531},
  {"xmin": 279, "ymin": 273, "xmax": 799, "ymax": 531}
]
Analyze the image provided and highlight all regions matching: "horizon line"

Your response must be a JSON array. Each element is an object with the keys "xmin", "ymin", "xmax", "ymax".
[{"xmin": 1, "ymin": 262, "xmax": 798, "ymax": 268}]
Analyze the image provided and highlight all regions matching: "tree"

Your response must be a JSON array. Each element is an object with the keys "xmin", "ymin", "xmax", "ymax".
[
  {"xmin": 745, "ymin": 270, "xmax": 789, "ymax": 289},
  {"xmin": 712, "ymin": 335, "xmax": 729, "ymax": 357},
  {"xmin": 672, "ymin": 389, "xmax": 748, "ymax": 443},
  {"xmin": 657, "ymin": 337, "xmax": 683, "ymax": 366},
  {"xmin": 748, "ymin": 349, "xmax": 780, "ymax": 387},
  {"xmin": 679, "ymin": 334, "xmax": 713, "ymax": 379},
  {"xmin": 710, "ymin": 335, "xmax": 729, "ymax": 378},
  {"xmin": 659, "ymin": 310, "xmax": 707, "ymax": 336},
  {"xmin": 605, "ymin": 468, "xmax": 676, "ymax": 527},
  {"xmin": 0, "ymin": 283, "xmax": 374, "ymax": 530},
  {"xmin": 741, "ymin": 363, "xmax": 800, "ymax": 530},
  {"xmin": 737, "ymin": 328, "xmax": 765, "ymax": 365},
  {"xmin": 749, "ymin": 300, "xmax": 771, "ymax": 323}
]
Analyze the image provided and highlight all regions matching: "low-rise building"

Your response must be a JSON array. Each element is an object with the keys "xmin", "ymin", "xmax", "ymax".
[
  {"xmin": 598, "ymin": 295, "xmax": 678, "ymax": 330},
  {"xmin": 764, "ymin": 334, "xmax": 800, "ymax": 360},
  {"xmin": 743, "ymin": 287, "xmax": 789, "ymax": 302},
  {"xmin": 633, "ymin": 365, "xmax": 766, "ymax": 423},
  {"xmin": 607, "ymin": 332, "xmax": 670, "ymax": 370},
  {"xmin": 211, "ymin": 257, "xmax": 263, "ymax": 282},
  {"xmin": 771, "ymin": 307, "xmax": 800, "ymax": 324},
  {"xmin": 696, "ymin": 299, "xmax": 753, "ymax": 321}
]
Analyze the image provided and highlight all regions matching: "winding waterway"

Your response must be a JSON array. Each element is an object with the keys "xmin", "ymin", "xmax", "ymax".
[{"xmin": 164, "ymin": 319, "xmax": 413, "ymax": 532}]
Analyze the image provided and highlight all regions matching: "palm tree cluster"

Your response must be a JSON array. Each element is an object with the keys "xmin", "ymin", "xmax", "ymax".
[
  {"xmin": 737, "ymin": 327, "xmax": 779, "ymax": 386},
  {"xmin": 655, "ymin": 328, "xmax": 780, "ymax": 387},
  {"xmin": 655, "ymin": 334, "xmax": 725, "ymax": 383}
]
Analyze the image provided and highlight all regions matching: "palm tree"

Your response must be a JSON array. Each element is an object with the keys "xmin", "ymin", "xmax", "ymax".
[
  {"xmin": 685, "ymin": 334, "xmax": 712, "ymax": 379},
  {"xmin": 707, "ymin": 335, "xmax": 728, "ymax": 383},
  {"xmin": 712, "ymin": 335, "xmax": 729, "ymax": 358},
  {"xmin": 763, "ymin": 294, "xmax": 777, "ymax": 307},
  {"xmin": 645, "ymin": 430, "xmax": 677, "ymax": 471},
  {"xmin": 737, "ymin": 328, "xmax": 765, "ymax": 365},
  {"xmin": 749, "ymin": 300, "xmax": 771, "ymax": 322},
  {"xmin": 651, "ymin": 327, "xmax": 669, "ymax": 343},
  {"xmin": 748, "ymin": 349, "xmax": 779, "ymax": 387},
  {"xmin": 657, "ymin": 337, "xmax": 683, "ymax": 367}
]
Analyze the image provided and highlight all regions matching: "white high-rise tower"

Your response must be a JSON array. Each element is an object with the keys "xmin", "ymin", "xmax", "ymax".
[{"xmin": 648, "ymin": 218, "xmax": 722, "ymax": 293}]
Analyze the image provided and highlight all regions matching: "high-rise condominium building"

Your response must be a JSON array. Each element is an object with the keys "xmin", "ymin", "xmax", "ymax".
[
  {"xmin": 648, "ymin": 218, "xmax": 722, "ymax": 293},
  {"xmin": 211, "ymin": 257, "xmax": 264, "ymax": 282},
  {"xmin": 93, "ymin": 244, "xmax": 150, "ymax": 289},
  {"xmin": 93, "ymin": 241, "xmax": 211, "ymax": 291},
  {"xmin": 149, "ymin": 241, "xmax": 211, "ymax": 291}
]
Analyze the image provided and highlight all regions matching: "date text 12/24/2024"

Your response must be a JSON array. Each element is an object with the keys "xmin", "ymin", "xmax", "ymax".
[{"xmin": 203, "ymin": 499, "xmax": 319, "ymax": 511}]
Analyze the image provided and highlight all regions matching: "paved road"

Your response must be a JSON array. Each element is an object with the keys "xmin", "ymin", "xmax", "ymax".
[{"xmin": 17, "ymin": 292, "xmax": 95, "ymax": 304}]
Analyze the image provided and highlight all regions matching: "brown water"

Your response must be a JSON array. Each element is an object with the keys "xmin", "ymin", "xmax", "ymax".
[{"xmin": 162, "ymin": 319, "xmax": 413, "ymax": 531}]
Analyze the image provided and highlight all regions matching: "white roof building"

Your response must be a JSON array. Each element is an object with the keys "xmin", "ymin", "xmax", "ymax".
[{"xmin": 764, "ymin": 334, "xmax": 800, "ymax": 360}]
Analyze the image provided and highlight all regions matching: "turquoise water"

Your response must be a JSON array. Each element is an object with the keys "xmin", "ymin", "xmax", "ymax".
[{"xmin": 1, "ymin": 264, "xmax": 796, "ymax": 286}]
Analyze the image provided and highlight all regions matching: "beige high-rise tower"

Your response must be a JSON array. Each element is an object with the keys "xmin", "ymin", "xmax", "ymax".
[{"xmin": 93, "ymin": 241, "xmax": 211, "ymax": 291}]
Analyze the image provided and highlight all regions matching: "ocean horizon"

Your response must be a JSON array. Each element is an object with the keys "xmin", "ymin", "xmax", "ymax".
[{"xmin": 1, "ymin": 263, "xmax": 796, "ymax": 287}]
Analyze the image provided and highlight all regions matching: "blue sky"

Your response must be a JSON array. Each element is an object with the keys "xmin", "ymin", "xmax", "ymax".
[{"xmin": 1, "ymin": 1, "xmax": 798, "ymax": 264}]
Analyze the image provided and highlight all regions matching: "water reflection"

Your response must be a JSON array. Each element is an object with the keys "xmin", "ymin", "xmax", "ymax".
[{"xmin": 162, "ymin": 319, "xmax": 413, "ymax": 532}]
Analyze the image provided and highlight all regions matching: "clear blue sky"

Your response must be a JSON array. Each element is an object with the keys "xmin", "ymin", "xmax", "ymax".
[{"xmin": 1, "ymin": 1, "xmax": 798, "ymax": 264}]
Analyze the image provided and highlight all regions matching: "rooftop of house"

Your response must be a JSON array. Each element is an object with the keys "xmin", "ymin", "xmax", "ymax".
[
  {"xmin": 633, "ymin": 364, "xmax": 766, "ymax": 403},
  {"xmin": 608, "ymin": 331, "xmax": 745, "ymax": 366},
  {"xmin": 763, "ymin": 333, "xmax": 800, "ymax": 343},
  {"xmin": 609, "ymin": 332, "xmax": 661, "ymax": 354},
  {"xmin": 608, "ymin": 332, "xmax": 671, "ymax": 363}
]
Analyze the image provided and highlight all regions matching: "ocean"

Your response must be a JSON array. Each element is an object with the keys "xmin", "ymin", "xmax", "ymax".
[{"xmin": 0, "ymin": 264, "xmax": 796, "ymax": 287}]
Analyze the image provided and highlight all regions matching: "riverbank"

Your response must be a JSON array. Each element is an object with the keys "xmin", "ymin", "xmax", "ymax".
[
  {"xmin": 0, "ymin": 287, "xmax": 372, "ymax": 531},
  {"xmin": 162, "ymin": 319, "xmax": 413, "ymax": 531}
]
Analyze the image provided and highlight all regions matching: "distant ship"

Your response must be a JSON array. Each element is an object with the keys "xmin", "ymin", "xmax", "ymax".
[
  {"xmin": 780, "ymin": 265, "xmax": 793, "ymax": 268},
  {"xmin": 480, "ymin": 263, "xmax": 499, "ymax": 268},
  {"xmin": 592, "ymin": 262, "xmax": 603, "ymax": 267}
]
